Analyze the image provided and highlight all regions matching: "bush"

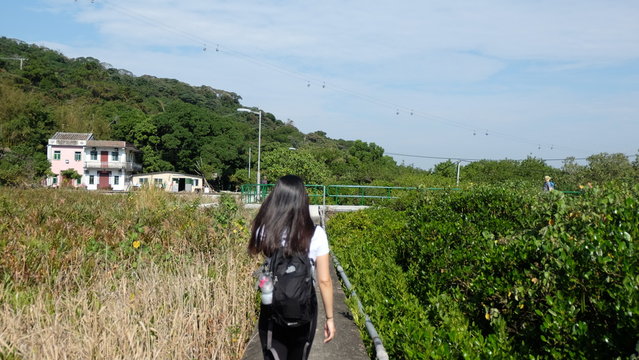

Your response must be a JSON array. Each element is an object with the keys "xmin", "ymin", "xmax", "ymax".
[
  {"xmin": 0, "ymin": 187, "xmax": 257, "ymax": 359},
  {"xmin": 329, "ymin": 183, "xmax": 639, "ymax": 359}
]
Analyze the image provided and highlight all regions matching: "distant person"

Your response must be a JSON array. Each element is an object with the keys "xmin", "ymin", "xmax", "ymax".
[
  {"xmin": 249, "ymin": 175, "xmax": 335, "ymax": 360},
  {"xmin": 258, "ymin": 176, "xmax": 268, "ymax": 199},
  {"xmin": 543, "ymin": 175, "xmax": 555, "ymax": 191}
]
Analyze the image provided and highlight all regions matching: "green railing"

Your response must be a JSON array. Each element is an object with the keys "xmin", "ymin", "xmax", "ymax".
[
  {"xmin": 240, "ymin": 184, "xmax": 583, "ymax": 205},
  {"xmin": 240, "ymin": 184, "xmax": 325, "ymax": 204},
  {"xmin": 240, "ymin": 184, "xmax": 435, "ymax": 205},
  {"xmin": 560, "ymin": 190, "xmax": 583, "ymax": 195},
  {"xmin": 326, "ymin": 185, "xmax": 415, "ymax": 205}
]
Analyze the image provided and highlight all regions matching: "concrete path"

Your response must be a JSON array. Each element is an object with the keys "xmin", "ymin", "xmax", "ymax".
[
  {"xmin": 240, "ymin": 204, "xmax": 370, "ymax": 359},
  {"xmin": 241, "ymin": 257, "xmax": 370, "ymax": 360}
]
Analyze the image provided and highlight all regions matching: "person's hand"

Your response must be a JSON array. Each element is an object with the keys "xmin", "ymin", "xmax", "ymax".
[{"xmin": 324, "ymin": 318, "xmax": 335, "ymax": 343}]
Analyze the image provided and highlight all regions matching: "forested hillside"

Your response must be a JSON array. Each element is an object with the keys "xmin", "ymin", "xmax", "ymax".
[
  {"xmin": 1, "ymin": 37, "xmax": 637, "ymax": 189},
  {"xmin": 0, "ymin": 36, "xmax": 431, "ymax": 189}
]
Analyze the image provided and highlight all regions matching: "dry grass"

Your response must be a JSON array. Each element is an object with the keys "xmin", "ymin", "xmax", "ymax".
[
  {"xmin": 1, "ymin": 255, "xmax": 255, "ymax": 359},
  {"xmin": 0, "ymin": 188, "xmax": 259, "ymax": 359}
]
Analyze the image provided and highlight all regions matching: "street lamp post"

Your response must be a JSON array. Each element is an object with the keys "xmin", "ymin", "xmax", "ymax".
[{"xmin": 237, "ymin": 108, "xmax": 262, "ymax": 198}]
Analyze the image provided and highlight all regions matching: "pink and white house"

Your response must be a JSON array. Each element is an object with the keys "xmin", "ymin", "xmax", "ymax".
[{"xmin": 46, "ymin": 132, "xmax": 142, "ymax": 190}]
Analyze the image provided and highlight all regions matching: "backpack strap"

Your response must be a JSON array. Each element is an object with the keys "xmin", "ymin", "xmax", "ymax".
[
  {"xmin": 266, "ymin": 319, "xmax": 282, "ymax": 360},
  {"xmin": 268, "ymin": 247, "xmax": 282, "ymax": 275}
]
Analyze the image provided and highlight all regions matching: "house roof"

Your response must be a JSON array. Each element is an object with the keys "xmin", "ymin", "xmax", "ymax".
[
  {"xmin": 132, "ymin": 171, "xmax": 202, "ymax": 178},
  {"xmin": 87, "ymin": 140, "xmax": 139, "ymax": 151},
  {"xmin": 51, "ymin": 132, "xmax": 94, "ymax": 141}
]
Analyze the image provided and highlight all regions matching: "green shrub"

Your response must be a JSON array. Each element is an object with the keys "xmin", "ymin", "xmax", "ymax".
[{"xmin": 329, "ymin": 183, "xmax": 639, "ymax": 359}]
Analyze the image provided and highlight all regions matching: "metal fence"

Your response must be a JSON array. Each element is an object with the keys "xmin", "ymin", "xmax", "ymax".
[
  {"xmin": 240, "ymin": 184, "xmax": 426, "ymax": 205},
  {"xmin": 240, "ymin": 183, "xmax": 582, "ymax": 205}
]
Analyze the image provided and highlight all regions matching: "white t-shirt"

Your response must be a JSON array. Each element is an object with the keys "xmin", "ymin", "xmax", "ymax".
[
  {"xmin": 308, "ymin": 226, "xmax": 330, "ymax": 262},
  {"xmin": 275, "ymin": 225, "xmax": 329, "ymax": 263}
]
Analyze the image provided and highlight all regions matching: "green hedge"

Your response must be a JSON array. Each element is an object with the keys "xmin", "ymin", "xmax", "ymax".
[{"xmin": 329, "ymin": 184, "xmax": 639, "ymax": 359}]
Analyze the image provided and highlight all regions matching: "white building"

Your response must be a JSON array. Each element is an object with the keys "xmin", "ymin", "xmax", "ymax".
[
  {"xmin": 131, "ymin": 172, "xmax": 206, "ymax": 193},
  {"xmin": 47, "ymin": 132, "xmax": 142, "ymax": 191}
]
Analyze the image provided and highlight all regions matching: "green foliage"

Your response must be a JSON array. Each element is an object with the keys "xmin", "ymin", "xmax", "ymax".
[
  {"xmin": 585, "ymin": 153, "xmax": 636, "ymax": 183},
  {"xmin": 60, "ymin": 168, "xmax": 82, "ymax": 187},
  {"xmin": 459, "ymin": 157, "xmax": 559, "ymax": 185},
  {"xmin": 213, "ymin": 194, "xmax": 240, "ymax": 226},
  {"xmin": 230, "ymin": 168, "xmax": 250, "ymax": 188},
  {"xmin": 60, "ymin": 169, "xmax": 81, "ymax": 180},
  {"xmin": 432, "ymin": 160, "xmax": 457, "ymax": 178},
  {"xmin": 261, "ymin": 147, "xmax": 331, "ymax": 184},
  {"xmin": 329, "ymin": 183, "xmax": 639, "ymax": 359},
  {"xmin": 558, "ymin": 153, "xmax": 639, "ymax": 190},
  {"xmin": 0, "ymin": 147, "xmax": 50, "ymax": 186},
  {"xmin": 0, "ymin": 187, "xmax": 251, "ymax": 289}
]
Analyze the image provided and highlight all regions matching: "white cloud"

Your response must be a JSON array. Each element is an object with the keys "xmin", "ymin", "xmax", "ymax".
[{"xmin": 20, "ymin": 0, "xmax": 639, "ymax": 170}]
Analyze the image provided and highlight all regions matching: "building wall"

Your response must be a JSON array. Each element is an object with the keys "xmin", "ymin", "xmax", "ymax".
[
  {"xmin": 83, "ymin": 169, "xmax": 129, "ymax": 191},
  {"xmin": 47, "ymin": 144, "xmax": 138, "ymax": 190},
  {"xmin": 131, "ymin": 173, "xmax": 204, "ymax": 192},
  {"xmin": 48, "ymin": 145, "xmax": 85, "ymax": 187},
  {"xmin": 83, "ymin": 146, "xmax": 133, "ymax": 191}
]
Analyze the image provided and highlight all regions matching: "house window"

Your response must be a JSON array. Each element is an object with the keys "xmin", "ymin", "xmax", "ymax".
[
  {"xmin": 89, "ymin": 175, "xmax": 95, "ymax": 185},
  {"xmin": 112, "ymin": 151, "xmax": 119, "ymax": 161},
  {"xmin": 52, "ymin": 176, "xmax": 58, "ymax": 185},
  {"xmin": 76, "ymin": 178, "xmax": 81, "ymax": 185},
  {"xmin": 90, "ymin": 151, "xmax": 97, "ymax": 160},
  {"xmin": 195, "ymin": 179, "xmax": 199, "ymax": 186},
  {"xmin": 75, "ymin": 152, "xmax": 81, "ymax": 161},
  {"xmin": 114, "ymin": 176, "xmax": 120, "ymax": 185},
  {"xmin": 139, "ymin": 178, "xmax": 147, "ymax": 184},
  {"xmin": 54, "ymin": 151, "xmax": 61, "ymax": 160}
]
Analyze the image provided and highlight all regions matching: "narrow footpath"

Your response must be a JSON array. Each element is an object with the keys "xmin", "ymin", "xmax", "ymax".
[
  {"xmin": 241, "ymin": 257, "xmax": 370, "ymax": 360},
  {"xmin": 241, "ymin": 205, "xmax": 370, "ymax": 360}
]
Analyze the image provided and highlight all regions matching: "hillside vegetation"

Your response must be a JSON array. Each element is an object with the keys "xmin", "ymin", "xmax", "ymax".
[
  {"xmin": 2, "ymin": 37, "xmax": 638, "ymax": 190},
  {"xmin": 0, "ymin": 188, "xmax": 257, "ymax": 359},
  {"xmin": 0, "ymin": 37, "xmax": 440, "ymax": 189},
  {"xmin": 329, "ymin": 183, "xmax": 639, "ymax": 359}
]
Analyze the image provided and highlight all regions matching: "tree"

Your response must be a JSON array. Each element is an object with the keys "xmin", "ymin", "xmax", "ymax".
[
  {"xmin": 0, "ymin": 147, "xmax": 50, "ymax": 186},
  {"xmin": 586, "ymin": 153, "xmax": 635, "ymax": 183},
  {"xmin": 229, "ymin": 168, "xmax": 250, "ymax": 190},
  {"xmin": 261, "ymin": 147, "xmax": 331, "ymax": 184},
  {"xmin": 60, "ymin": 168, "xmax": 82, "ymax": 187},
  {"xmin": 305, "ymin": 146, "xmax": 354, "ymax": 182},
  {"xmin": 140, "ymin": 145, "xmax": 173, "ymax": 173},
  {"xmin": 432, "ymin": 160, "xmax": 457, "ymax": 178},
  {"xmin": 348, "ymin": 140, "xmax": 384, "ymax": 163},
  {"xmin": 559, "ymin": 157, "xmax": 588, "ymax": 189},
  {"xmin": 104, "ymin": 102, "xmax": 148, "ymax": 142}
]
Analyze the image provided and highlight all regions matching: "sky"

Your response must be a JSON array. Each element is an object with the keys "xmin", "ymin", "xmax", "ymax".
[{"xmin": 2, "ymin": 0, "xmax": 639, "ymax": 170}]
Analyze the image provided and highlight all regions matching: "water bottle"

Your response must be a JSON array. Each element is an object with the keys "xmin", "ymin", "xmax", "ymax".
[{"xmin": 259, "ymin": 275, "xmax": 274, "ymax": 305}]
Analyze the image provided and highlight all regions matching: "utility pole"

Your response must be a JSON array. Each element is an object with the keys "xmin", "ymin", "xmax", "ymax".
[{"xmin": 0, "ymin": 57, "xmax": 28, "ymax": 70}]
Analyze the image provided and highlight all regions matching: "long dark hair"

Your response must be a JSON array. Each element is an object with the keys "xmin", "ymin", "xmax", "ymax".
[{"xmin": 248, "ymin": 175, "xmax": 315, "ymax": 257}]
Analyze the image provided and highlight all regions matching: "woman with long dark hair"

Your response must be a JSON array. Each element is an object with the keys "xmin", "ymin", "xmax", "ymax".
[{"xmin": 249, "ymin": 175, "xmax": 335, "ymax": 359}]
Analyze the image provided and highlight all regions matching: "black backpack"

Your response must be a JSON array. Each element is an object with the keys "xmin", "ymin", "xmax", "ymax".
[{"xmin": 267, "ymin": 247, "xmax": 315, "ymax": 327}]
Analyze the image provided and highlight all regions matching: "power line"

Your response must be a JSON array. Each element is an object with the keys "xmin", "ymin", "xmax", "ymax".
[
  {"xmin": 386, "ymin": 152, "xmax": 481, "ymax": 162},
  {"xmin": 80, "ymin": 1, "xmax": 590, "ymax": 155},
  {"xmin": 387, "ymin": 151, "xmax": 636, "ymax": 163}
]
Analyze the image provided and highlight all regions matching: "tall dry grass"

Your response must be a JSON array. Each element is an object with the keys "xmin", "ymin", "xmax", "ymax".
[{"xmin": 0, "ymin": 188, "xmax": 259, "ymax": 359}]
